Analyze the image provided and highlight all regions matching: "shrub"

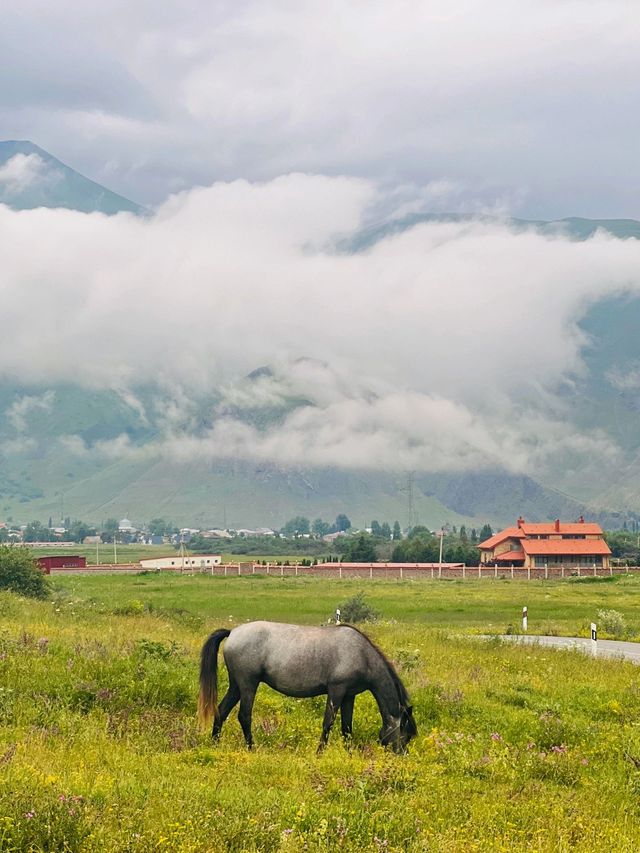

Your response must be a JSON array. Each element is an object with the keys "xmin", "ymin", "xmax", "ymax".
[
  {"xmin": 113, "ymin": 599, "xmax": 145, "ymax": 615},
  {"xmin": 136, "ymin": 638, "xmax": 179, "ymax": 660},
  {"xmin": 336, "ymin": 591, "xmax": 380, "ymax": 623},
  {"xmin": 597, "ymin": 609, "xmax": 627, "ymax": 638},
  {"xmin": 0, "ymin": 546, "xmax": 49, "ymax": 599}
]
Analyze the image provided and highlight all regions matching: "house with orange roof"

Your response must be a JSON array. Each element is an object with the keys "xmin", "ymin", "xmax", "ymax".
[{"xmin": 478, "ymin": 516, "xmax": 611, "ymax": 570}]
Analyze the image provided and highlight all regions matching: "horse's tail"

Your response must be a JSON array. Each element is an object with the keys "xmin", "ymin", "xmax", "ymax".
[{"xmin": 198, "ymin": 628, "xmax": 231, "ymax": 729}]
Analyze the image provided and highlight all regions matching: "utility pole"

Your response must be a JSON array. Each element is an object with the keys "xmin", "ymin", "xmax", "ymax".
[{"xmin": 401, "ymin": 471, "xmax": 416, "ymax": 531}]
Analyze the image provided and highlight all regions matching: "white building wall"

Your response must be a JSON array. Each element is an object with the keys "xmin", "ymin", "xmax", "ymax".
[{"xmin": 139, "ymin": 554, "xmax": 222, "ymax": 570}]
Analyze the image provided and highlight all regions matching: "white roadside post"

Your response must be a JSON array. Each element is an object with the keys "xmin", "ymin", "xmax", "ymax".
[
  {"xmin": 335, "ymin": 608, "xmax": 341, "ymax": 625},
  {"xmin": 522, "ymin": 606, "xmax": 528, "ymax": 633},
  {"xmin": 591, "ymin": 622, "xmax": 597, "ymax": 657}
]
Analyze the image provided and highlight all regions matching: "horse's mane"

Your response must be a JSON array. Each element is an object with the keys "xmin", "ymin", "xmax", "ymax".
[{"xmin": 336, "ymin": 624, "xmax": 411, "ymax": 707}]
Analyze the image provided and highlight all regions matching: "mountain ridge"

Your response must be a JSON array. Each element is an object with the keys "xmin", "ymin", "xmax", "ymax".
[{"xmin": 0, "ymin": 140, "xmax": 143, "ymax": 215}]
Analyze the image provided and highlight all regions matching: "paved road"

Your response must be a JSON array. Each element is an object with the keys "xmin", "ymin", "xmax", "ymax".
[{"xmin": 499, "ymin": 634, "xmax": 640, "ymax": 664}]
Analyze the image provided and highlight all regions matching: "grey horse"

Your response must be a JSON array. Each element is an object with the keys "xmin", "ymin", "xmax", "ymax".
[{"xmin": 198, "ymin": 620, "xmax": 417, "ymax": 752}]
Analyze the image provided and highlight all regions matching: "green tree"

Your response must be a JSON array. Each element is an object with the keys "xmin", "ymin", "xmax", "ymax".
[
  {"xmin": 312, "ymin": 518, "xmax": 331, "ymax": 537},
  {"xmin": 23, "ymin": 521, "xmax": 50, "ymax": 543},
  {"xmin": 380, "ymin": 522, "xmax": 392, "ymax": 539},
  {"xmin": 0, "ymin": 546, "xmax": 49, "ymax": 598},
  {"xmin": 101, "ymin": 518, "xmax": 119, "ymax": 543},
  {"xmin": 391, "ymin": 530, "xmax": 439, "ymax": 562},
  {"xmin": 335, "ymin": 514, "xmax": 351, "ymax": 532},
  {"xmin": 479, "ymin": 524, "xmax": 493, "ymax": 541},
  {"xmin": 341, "ymin": 533, "xmax": 377, "ymax": 562},
  {"xmin": 460, "ymin": 525, "xmax": 468, "ymax": 544},
  {"xmin": 392, "ymin": 521, "xmax": 402, "ymax": 540},
  {"xmin": 68, "ymin": 520, "xmax": 95, "ymax": 543},
  {"xmin": 282, "ymin": 516, "xmax": 311, "ymax": 536},
  {"xmin": 149, "ymin": 518, "xmax": 171, "ymax": 537},
  {"xmin": 370, "ymin": 520, "xmax": 382, "ymax": 537}
]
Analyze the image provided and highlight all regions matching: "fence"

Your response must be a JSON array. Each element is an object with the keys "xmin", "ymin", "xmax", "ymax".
[
  {"xmin": 50, "ymin": 561, "xmax": 640, "ymax": 580},
  {"xmin": 189, "ymin": 561, "xmax": 640, "ymax": 580}
]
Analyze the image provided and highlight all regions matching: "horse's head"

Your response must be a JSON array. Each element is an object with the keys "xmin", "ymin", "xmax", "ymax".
[{"xmin": 380, "ymin": 705, "xmax": 417, "ymax": 753}]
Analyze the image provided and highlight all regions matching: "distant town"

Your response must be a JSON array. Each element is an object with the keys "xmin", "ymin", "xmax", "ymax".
[{"xmin": 3, "ymin": 513, "xmax": 640, "ymax": 566}]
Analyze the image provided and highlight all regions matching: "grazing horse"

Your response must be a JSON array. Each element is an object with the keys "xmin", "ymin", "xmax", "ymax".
[{"xmin": 198, "ymin": 621, "xmax": 417, "ymax": 753}]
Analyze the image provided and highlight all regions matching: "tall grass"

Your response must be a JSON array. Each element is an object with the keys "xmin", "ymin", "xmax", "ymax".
[{"xmin": 0, "ymin": 577, "xmax": 639, "ymax": 850}]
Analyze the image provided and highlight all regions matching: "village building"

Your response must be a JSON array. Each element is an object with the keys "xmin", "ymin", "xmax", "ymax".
[
  {"xmin": 478, "ymin": 516, "xmax": 611, "ymax": 570},
  {"xmin": 36, "ymin": 555, "xmax": 87, "ymax": 574},
  {"xmin": 139, "ymin": 554, "xmax": 222, "ymax": 571}
]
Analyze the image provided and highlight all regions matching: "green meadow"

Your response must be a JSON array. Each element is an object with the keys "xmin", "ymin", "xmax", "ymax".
[
  {"xmin": 28, "ymin": 544, "xmax": 303, "ymax": 566},
  {"xmin": 1, "ymin": 574, "xmax": 640, "ymax": 851}
]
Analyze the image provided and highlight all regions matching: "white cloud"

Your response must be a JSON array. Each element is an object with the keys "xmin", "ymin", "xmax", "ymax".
[
  {"xmin": 6, "ymin": 391, "xmax": 55, "ymax": 433},
  {"xmin": 100, "ymin": 392, "xmax": 617, "ymax": 476},
  {"xmin": 0, "ymin": 172, "xmax": 635, "ymax": 474},
  {"xmin": 1, "ymin": 437, "xmax": 37, "ymax": 455},
  {"xmin": 0, "ymin": 153, "xmax": 53, "ymax": 195},
  {"xmin": 606, "ymin": 365, "xmax": 640, "ymax": 391}
]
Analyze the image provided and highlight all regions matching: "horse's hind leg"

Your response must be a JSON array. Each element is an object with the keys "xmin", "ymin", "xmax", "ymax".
[
  {"xmin": 212, "ymin": 679, "xmax": 240, "ymax": 740},
  {"xmin": 238, "ymin": 682, "xmax": 258, "ymax": 749},
  {"xmin": 340, "ymin": 695, "xmax": 355, "ymax": 741}
]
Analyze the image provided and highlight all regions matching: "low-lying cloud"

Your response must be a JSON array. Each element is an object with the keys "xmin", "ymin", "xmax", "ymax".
[
  {"xmin": 0, "ymin": 153, "xmax": 54, "ymax": 195},
  {"xmin": 1, "ymin": 172, "xmax": 640, "ymax": 474}
]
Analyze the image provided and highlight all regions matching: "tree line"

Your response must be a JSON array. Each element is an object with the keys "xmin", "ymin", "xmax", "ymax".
[{"xmin": 1, "ymin": 516, "xmax": 179, "ymax": 545}]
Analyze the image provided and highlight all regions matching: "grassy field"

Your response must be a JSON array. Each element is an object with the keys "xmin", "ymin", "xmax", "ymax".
[
  {"xmin": 26, "ymin": 543, "xmax": 306, "ymax": 566},
  {"xmin": 1, "ymin": 574, "xmax": 640, "ymax": 851}
]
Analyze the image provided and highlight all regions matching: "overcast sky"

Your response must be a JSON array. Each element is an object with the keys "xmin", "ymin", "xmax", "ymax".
[{"xmin": 3, "ymin": 0, "xmax": 640, "ymax": 217}]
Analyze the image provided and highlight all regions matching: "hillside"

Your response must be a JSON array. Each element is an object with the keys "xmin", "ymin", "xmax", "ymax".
[
  {"xmin": 0, "ymin": 374, "xmax": 635, "ymax": 531},
  {"xmin": 0, "ymin": 140, "xmax": 142, "ymax": 215}
]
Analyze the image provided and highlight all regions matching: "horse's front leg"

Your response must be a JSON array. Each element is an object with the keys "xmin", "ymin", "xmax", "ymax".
[
  {"xmin": 317, "ymin": 689, "xmax": 344, "ymax": 754},
  {"xmin": 340, "ymin": 695, "xmax": 355, "ymax": 741}
]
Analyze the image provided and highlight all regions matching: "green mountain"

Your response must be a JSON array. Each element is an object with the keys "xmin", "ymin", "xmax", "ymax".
[
  {"xmin": 0, "ymin": 375, "xmax": 635, "ymax": 531},
  {"xmin": 345, "ymin": 212, "xmax": 640, "ymax": 251},
  {"xmin": 0, "ymin": 140, "xmax": 143, "ymax": 215}
]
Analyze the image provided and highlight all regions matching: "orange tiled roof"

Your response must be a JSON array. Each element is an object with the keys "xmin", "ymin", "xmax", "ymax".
[
  {"xmin": 478, "ymin": 527, "xmax": 524, "ymax": 550},
  {"xmin": 521, "ymin": 539, "xmax": 611, "ymax": 556},
  {"xmin": 520, "ymin": 522, "xmax": 603, "ymax": 536}
]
